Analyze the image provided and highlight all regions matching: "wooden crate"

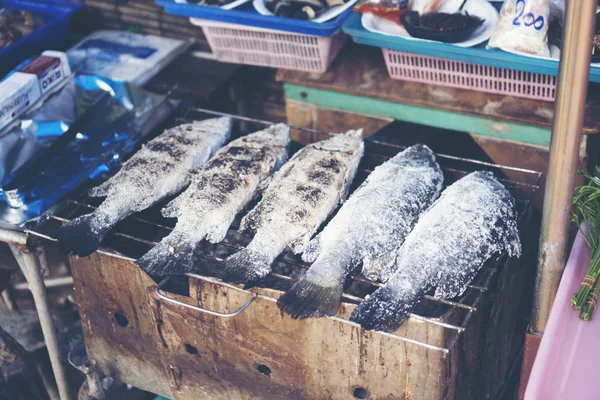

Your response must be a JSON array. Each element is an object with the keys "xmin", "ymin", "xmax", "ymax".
[{"xmin": 69, "ymin": 249, "xmax": 524, "ymax": 400}]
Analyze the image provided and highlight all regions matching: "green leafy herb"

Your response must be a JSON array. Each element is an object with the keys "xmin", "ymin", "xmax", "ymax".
[{"xmin": 571, "ymin": 166, "xmax": 600, "ymax": 320}]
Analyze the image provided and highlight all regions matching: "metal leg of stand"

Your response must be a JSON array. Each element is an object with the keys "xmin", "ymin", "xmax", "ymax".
[
  {"xmin": 8, "ymin": 244, "xmax": 72, "ymax": 400},
  {"xmin": 531, "ymin": 0, "xmax": 598, "ymax": 335},
  {"xmin": 1, "ymin": 288, "xmax": 16, "ymax": 312},
  {"xmin": 37, "ymin": 362, "xmax": 61, "ymax": 400}
]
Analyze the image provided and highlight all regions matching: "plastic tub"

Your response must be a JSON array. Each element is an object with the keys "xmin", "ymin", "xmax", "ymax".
[
  {"xmin": 0, "ymin": 0, "xmax": 82, "ymax": 78},
  {"xmin": 525, "ymin": 229, "xmax": 600, "ymax": 400},
  {"xmin": 190, "ymin": 18, "xmax": 347, "ymax": 72},
  {"xmin": 157, "ymin": 0, "xmax": 351, "ymax": 37}
]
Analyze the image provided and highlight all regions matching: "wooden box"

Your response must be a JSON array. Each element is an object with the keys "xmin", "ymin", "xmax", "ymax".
[{"xmin": 70, "ymin": 249, "xmax": 523, "ymax": 400}]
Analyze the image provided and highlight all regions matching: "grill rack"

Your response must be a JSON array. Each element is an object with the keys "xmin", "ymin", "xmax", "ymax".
[{"xmin": 24, "ymin": 107, "xmax": 542, "ymax": 356}]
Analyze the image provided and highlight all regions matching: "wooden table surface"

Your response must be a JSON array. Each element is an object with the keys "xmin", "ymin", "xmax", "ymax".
[{"xmin": 276, "ymin": 45, "xmax": 600, "ymax": 135}]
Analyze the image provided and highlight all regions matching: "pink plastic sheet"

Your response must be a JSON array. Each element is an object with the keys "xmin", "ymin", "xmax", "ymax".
[{"xmin": 526, "ymin": 230, "xmax": 600, "ymax": 399}]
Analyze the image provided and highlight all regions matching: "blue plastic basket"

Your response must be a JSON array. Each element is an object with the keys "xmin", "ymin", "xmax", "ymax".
[
  {"xmin": 342, "ymin": 13, "xmax": 600, "ymax": 83},
  {"xmin": 0, "ymin": 0, "xmax": 82, "ymax": 78},
  {"xmin": 156, "ymin": 0, "xmax": 351, "ymax": 37}
]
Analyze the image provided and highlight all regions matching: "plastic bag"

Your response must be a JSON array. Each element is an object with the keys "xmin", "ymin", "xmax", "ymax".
[
  {"xmin": 353, "ymin": 0, "xmax": 410, "ymax": 22},
  {"xmin": 0, "ymin": 75, "xmax": 178, "ymax": 225},
  {"xmin": 487, "ymin": 0, "xmax": 551, "ymax": 57},
  {"xmin": 67, "ymin": 31, "xmax": 191, "ymax": 86},
  {"xmin": 410, "ymin": 0, "xmax": 455, "ymax": 14}
]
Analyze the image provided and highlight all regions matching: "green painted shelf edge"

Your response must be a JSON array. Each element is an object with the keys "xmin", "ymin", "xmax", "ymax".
[{"xmin": 283, "ymin": 83, "xmax": 552, "ymax": 148}]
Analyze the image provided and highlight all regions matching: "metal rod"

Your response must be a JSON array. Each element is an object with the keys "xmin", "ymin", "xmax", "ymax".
[
  {"xmin": 8, "ymin": 244, "xmax": 72, "ymax": 400},
  {"xmin": 445, "ymin": 266, "xmax": 498, "ymax": 352},
  {"xmin": 0, "ymin": 228, "xmax": 29, "ymax": 246},
  {"xmin": 185, "ymin": 273, "xmax": 451, "ymax": 353},
  {"xmin": 36, "ymin": 245, "xmax": 50, "ymax": 277},
  {"xmin": 189, "ymin": 107, "xmax": 543, "ymax": 177},
  {"xmin": 47, "ymin": 213, "xmax": 487, "ymax": 295},
  {"xmin": 13, "ymin": 276, "xmax": 74, "ymax": 291},
  {"xmin": 37, "ymin": 363, "xmax": 61, "ymax": 400},
  {"xmin": 531, "ymin": 0, "xmax": 597, "ymax": 335},
  {"xmin": 156, "ymin": 275, "xmax": 257, "ymax": 317}
]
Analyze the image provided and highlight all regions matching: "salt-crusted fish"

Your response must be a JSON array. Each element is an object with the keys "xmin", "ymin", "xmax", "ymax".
[
  {"xmin": 350, "ymin": 171, "xmax": 521, "ymax": 333},
  {"xmin": 55, "ymin": 117, "xmax": 232, "ymax": 256},
  {"xmin": 220, "ymin": 130, "xmax": 364, "ymax": 285},
  {"xmin": 137, "ymin": 124, "xmax": 291, "ymax": 277},
  {"xmin": 277, "ymin": 144, "xmax": 443, "ymax": 319}
]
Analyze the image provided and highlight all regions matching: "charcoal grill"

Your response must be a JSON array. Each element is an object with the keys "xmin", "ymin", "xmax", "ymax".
[{"xmin": 23, "ymin": 108, "xmax": 542, "ymax": 400}]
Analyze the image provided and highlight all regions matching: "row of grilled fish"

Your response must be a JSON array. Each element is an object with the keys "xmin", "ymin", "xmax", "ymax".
[{"xmin": 56, "ymin": 117, "xmax": 521, "ymax": 333}]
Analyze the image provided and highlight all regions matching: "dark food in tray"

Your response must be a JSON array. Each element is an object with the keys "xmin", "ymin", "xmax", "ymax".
[
  {"xmin": 0, "ymin": 9, "xmax": 47, "ymax": 49},
  {"xmin": 266, "ymin": 0, "xmax": 349, "ymax": 20},
  {"xmin": 400, "ymin": 10, "xmax": 484, "ymax": 43}
]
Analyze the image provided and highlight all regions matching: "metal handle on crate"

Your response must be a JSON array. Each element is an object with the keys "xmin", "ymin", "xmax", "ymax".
[{"xmin": 155, "ymin": 275, "xmax": 257, "ymax": 318}]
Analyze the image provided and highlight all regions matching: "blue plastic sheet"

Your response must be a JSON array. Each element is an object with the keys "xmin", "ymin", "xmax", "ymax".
[{"xmin": 0, "ymin": 74, "xmax": 178, "ymax": 225}]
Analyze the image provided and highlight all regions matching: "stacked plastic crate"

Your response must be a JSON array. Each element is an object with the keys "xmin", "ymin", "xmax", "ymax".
[{"xmin": 156, "ymin": 0, "xmax": 351, "ymax": 72}]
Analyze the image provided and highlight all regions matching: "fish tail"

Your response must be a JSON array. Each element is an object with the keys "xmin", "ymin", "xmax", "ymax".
[
  {"xmin": 137, "ymin": 232, "xmax": 197, "ymax": 278},
  {"xmin": 55, "ymin": 213, "xmax": 111, "ymax": 256},
  {"xmin": 277, "ymin": 272, "xmax": 343, "ymax": 319},
  {"xmin": 220, "ymin": 248, "xmax": 273, "ymax": 285},
  {"xmin": 350, "ymin": 285, "xmax": 424, "ymax": 333}
]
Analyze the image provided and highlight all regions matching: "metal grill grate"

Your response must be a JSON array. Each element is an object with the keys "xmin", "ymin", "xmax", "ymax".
[{"xmin": 24, "ymin": 107, "xmax": 542, "ymax": 356}]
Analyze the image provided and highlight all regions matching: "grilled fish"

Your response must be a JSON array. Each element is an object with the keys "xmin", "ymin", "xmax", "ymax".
[
  {"xmin": 277, "ymin": 144, "xmax": 443, "ymax": 319},
  {"xmin": 137, "ymin": 124, "xmax": 291, "ymax": 277},
  {"xmin": 350, "ymin": 171, "xmax": 521, "ymax": 332},
  {"xmin": 220, "ymin": 130, "xmax": 364, "ymax": 285},
  {"xmin": 55, "ymin": 117, "xmax": 232, "ymax": 256}
]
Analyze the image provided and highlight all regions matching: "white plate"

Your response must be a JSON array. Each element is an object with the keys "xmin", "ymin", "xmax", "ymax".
[
  {"xmin": 253, "ymin": 0, "xmax": 359, "ymax": 23},
  {"xmin": 361, "ymin": 0, "xmax": 499, "ymax": 48},
  {"xmin": 174, "ymin": 0, "xmax": 251, "ymax": 10}
]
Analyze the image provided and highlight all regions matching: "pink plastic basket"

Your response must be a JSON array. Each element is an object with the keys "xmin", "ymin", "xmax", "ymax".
[
  {"xmin": 382, "ymin": 49, "xmax": 557, "ymax": 101},
  {"xmin": 190, "ymin": 18, "xmax": 347, "ymax": 72}
]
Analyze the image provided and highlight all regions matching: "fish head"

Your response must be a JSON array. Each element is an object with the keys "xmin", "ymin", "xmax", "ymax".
[
  {"xmin": 389, "ymin": 144, "xmax": 442, "ymax": 174},
  {"xmin": 314, "ymin": 129, "xmax": 364, "ymax": 155},
  {"xmin": 265, "ymin": 123, "xmax": 292, "ymax": 148},
  {"xmin": 186, "ymin": 116, "xmax": 233, "ymax": 144}
]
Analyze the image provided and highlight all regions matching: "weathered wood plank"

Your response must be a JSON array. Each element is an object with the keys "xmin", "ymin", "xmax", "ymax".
[{"xmin": 284, "ymin": 83, "xmax": 553, "ymax": 148}]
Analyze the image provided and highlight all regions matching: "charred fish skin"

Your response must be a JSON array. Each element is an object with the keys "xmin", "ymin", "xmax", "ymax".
[
  {"xmin": 137, "ymin": 124, "xmax": 291, "ymax": 277},
  {"xmin": 277, "ymin": 144, "xmax": 444, "ymax": 319},
  {"xmin": 55, "ymin": 117, "xmax": 232, "ymax": 257},
  {"xmin": 350, "ymin": 171, "xmax": 521, "ymax": 333},
  {"xmin": 220, "ymin": 130, "xmax": 365, "ymax": 285}
]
